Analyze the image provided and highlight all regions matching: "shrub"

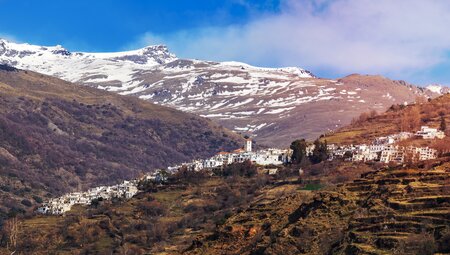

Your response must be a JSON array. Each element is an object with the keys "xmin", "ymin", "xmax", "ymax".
[
  {"xmin": 222, "ymin": 160, "xmax": 257, "ymax": 177},
  {"xmin": 32, "ymin": 196, "xmax": 43, "ymax": 203},
  {"xmin": 21, "ymin": 199, "xmax": 32, "ymax": 207},
  {"xmin": 138, "ymin": 200, "xmax": 167, "ymax": 217},
  {"xmin": 395, "ymin": 232, "xmax": 437, "ymax": 255}
]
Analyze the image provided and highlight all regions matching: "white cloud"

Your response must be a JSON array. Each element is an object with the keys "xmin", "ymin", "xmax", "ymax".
[{"xmin": 134, "ymin": 0, "xmax": 450, "ymax": 81}]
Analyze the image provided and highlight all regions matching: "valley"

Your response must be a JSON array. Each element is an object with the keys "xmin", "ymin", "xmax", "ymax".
[
  {"xmin": 1, "ymin": 92, "xmax": 449, "ymax": 254},
  {"xmin": 2, "ymin": 2, "xmax": 450, "ymax": 254}
]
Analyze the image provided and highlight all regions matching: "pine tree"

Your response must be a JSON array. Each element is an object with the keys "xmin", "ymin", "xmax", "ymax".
[
  {"xmin": 440, "ymin": 115, "xmax": 446, "ymax": 132},
  {"xmin": 310, "ymin": 139, "xmax": 328, "ymax": 164},
  {"xmin": 290, "ymin": 139, "xmax": 307, "ymax": 165}
]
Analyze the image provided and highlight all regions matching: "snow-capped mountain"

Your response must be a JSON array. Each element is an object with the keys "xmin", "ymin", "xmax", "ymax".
[
  {"xmin": 0, "ymin": 39, "xmax": 177, "ymax": 85},
  {"xmin": 0, "ymin": 39, "xmax": 435, "ymax": 146},
  {"xmin": 425, "ymin": 84, "xmax": 450, "ymax": 95}
]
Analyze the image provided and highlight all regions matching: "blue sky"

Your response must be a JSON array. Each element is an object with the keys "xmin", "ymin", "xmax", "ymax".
[
  {"xmin": 0, "ymin": 0, "xmax": 279, "ymax": 51},
  {"xmin": 1, "ymin": 0, "xmax": 450, "ymax": 86}
]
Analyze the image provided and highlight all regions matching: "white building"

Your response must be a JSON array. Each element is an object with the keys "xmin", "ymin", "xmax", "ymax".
[
  {"xmin": 369, "ymin": 144, "xmax": 386, "ymax": 153},
  {"xmin": 408, "ymin": 146, "xmax": 438, "ymax": 161},
  {"xmin": 352, "ymin": 151, "xmax": 378, "ymax": 162},
  {"xmin": 416, "ymin": 126, "xmax": 445, "ymax": 139},
  {"xmin": 306, "ymin": 144, "xmax": 315, "ymax": 156},
  {"xmin": 351, "ymin": 143, "xmax": 380, "ymax": 162},
  {"xmin": 374, "ymin": 132, "xmax": 413, "ymax": 145},
  {"xmin": 244, "ymin": 139, "xmax": 252, "ymax": 152},
  {"xmin": 37, "ymin": 179, "xmax": 139, "ymax": 215},
  {"xmin": 380, "ymin": 145, "xmax": 403, "ymax": 163}
]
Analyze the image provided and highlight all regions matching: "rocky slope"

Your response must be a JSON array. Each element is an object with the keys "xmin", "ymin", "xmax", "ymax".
[
  {"xmin": 0, "ymin": 64, "xmax": 241, "ymax": 219},
  {"xmin": 0, "ymin": 39, "xmax": 438, "ymax": 146}
]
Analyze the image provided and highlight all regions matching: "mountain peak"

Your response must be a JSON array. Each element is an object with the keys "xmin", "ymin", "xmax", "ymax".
[
  {"xmin": 0, "ymin": 40, "xmax": 433, "ymax": 146},
  {"xmin": 142, "ymin": 44, "xmax": 169, "ymax": 51},
  {"xmin": 426, "ymin": 84, "xmax": 450, "ymax": 95}
]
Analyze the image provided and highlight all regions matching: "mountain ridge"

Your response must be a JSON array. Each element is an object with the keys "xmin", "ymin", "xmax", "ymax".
[{"xmin": 0, "ymin": 39, "xmax": 440, "ymax": 146}]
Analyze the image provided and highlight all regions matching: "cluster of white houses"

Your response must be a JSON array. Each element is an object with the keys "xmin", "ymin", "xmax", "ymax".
[
  {"xmin": 37, "ymin": 126, "xmax": 445, "ymax": 215},
  {"xmin": 37, "ymin": 139, "xmax": 291, "ymax": 215},
  {"xmin": 331, "ymin": 126, "xmax": 445, "ymax": 163},
  {"xmin": 166, "ymin": 139, "xmax": 290, "ymax": 173},
  {"xmin": 37, "ymin": 180, "xmax": 139, "ymax": 215}
]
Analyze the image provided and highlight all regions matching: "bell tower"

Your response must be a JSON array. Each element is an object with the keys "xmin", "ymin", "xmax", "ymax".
[{"xmin": 244, "ymin": 139, "xmax": 252, "ymax": 152}]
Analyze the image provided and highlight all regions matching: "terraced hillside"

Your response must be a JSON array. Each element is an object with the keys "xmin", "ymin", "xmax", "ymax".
[
  {"xmin": 187, "ymin": 161, "xmax": 450, "ymax": 254},
  {"xmin": 3, "ymin": 158, "xmax": 449, "ymax": 254},
  {"xmin": 339, "ymin": 165, "xmax": 450, "ymax": 254}
]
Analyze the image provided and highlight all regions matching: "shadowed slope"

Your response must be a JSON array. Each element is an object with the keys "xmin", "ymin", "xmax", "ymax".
[{"xmin": 0, "ymin": 65, "xmax": 242, "ymax": 217}]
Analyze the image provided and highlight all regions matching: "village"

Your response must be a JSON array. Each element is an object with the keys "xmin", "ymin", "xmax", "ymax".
[
  {"xmin": 36, "ymin": 139, "xmax": 291, "ymax": 215},
  {"xmin": 338, "ymin": 125, "xmax": 445, "ymax": 163},
  {"xmin": 37, "ymin": 125, "xmax": 445, "ymax": 215},
  {"xmin": 37, "ymin": 180, "xmax": 139, "ymax": 215},
  {"xmin": 166, "ymin": 139, "xmax": 290, "ymax": 172}
]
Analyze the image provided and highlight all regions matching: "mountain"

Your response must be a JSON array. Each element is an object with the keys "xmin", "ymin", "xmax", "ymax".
[
  {"xmin": 323, "ymin": 93, "xmax": 450, "ymax": 145},
  {"xmin": 3, "ymin": 90, "xmax": 449, "ymax": 254},
  {"xmin": 0, "ymin": 64, "xmax": 241, "ymax": 218},
  {"xmin": 426, "ymin": 84, "xmax": 450, "ymax": 95},
  {"xmin": 0, "ymin": 39, "xmax": 437, "ymax": 146}
]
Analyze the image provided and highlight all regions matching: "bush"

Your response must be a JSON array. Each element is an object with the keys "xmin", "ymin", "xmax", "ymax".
[
  {"xmin": 438, "ymin": 228, "xmax": 450, "ymax": 252},
  {"xmin": 138, "ymin": 200, "xmax": 167, "ymax": 217},
  {"xmin": 395, "ymin": 232, "xmax": 437, "ymax": 255},
  {"xmin": 21, "ymin": 199, "xmax": 32, "ymax": 207},
  {"xmin": 221, "ymin": 160, "xmax": 257, "ymax": 177},
  {"xmin": 32, "ymin": 196, "xmax": 43, "ymax": 203}
]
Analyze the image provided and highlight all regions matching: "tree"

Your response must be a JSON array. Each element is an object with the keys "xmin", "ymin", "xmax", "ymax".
[
  {"xmin": 90, "ymin": 198, "xmax": 100, "ymax": 208},
  {"xmin": 343, "ymin": 151, "xmax": 353, "ymax": 160},
  {"xmin": 433, "ymin": 138, "xmax": 450, "ymax": 156},
  {"xmin": 400, "ymin": 107, "xmax": 421, "ymax": 131},
  {"xmin": 290, "ymin": 139, "xmax": 307, "ymax": 165},
  {"xmin": 440, "ymin": 115, "xmax": 446, "ymax": 132},
  {"xmin": 310, "ymin": 139, "xmax": 328, "ymax": 164},
  {"xmin": 403, "ymin": 147, "xmax": 418, "ymax": 166},
  {"xmin": 222, "ymin": 160, "xmax": 256, "ymax": 177}
]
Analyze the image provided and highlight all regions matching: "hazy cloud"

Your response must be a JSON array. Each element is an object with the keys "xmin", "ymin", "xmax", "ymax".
[
  {"xmin": 0, "ymin": 33, "xmax": 20, "ymax": 43},
  {"xmin": 135, "ymin": 0, "xmax": 450, "ymax": 81}
]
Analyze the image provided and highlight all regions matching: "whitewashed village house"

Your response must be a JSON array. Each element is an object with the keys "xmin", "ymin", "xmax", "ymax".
[
  {"xmin": 37, "ymin": 180, "xmax": 139, "ymax": 215},
  {"xmin": 330, "ymin": 127, "xmax": 439, "ymax": 164},
  {"xmin": 415, "ymin": 126, "xmax": 446, "ymax": 139}
]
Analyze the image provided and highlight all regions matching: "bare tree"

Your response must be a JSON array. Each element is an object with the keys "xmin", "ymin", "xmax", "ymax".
[{"xmin": 400, "ymin": 107, "xmax": 421, "ymax": 132}]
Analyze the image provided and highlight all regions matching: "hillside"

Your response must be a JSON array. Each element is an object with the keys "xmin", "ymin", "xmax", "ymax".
[
  {"xmin": 0, "ymin": 160, "xmax": 374, "ymax": 254},
  {"xmin": 0, "ymin": 39, "xmax": 438, "ymax": 146},
  {"xmin": 322, "ymin": 93, "xmax": 450, "ymax": 145},
  {"xmin": 4, "ymin": 157, "xmax": 449, "ymax": 254},
  {"xmin": 0, "ymin": 64, "xmax": 242, "ymax": 219},
  {"xmin": 186, "ymin": 161, "xmax": 450, "ymax": 255}
]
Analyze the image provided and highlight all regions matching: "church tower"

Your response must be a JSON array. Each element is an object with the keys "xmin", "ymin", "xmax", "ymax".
[{"xmin": 244, "ymin": 139, "xmax": 252, "ymax": 152}]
